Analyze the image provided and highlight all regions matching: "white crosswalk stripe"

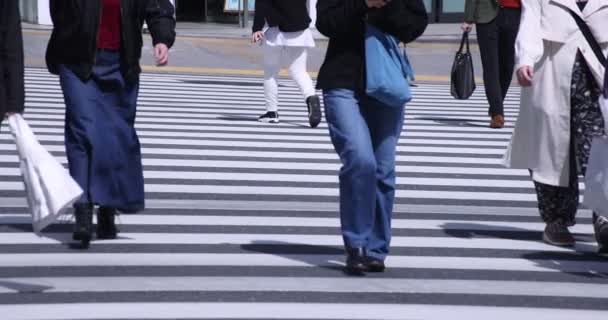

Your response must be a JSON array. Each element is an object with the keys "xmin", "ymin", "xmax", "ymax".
[{"xmin": 0, "ymin": 68, "xmax": 606, "ymax": 320}]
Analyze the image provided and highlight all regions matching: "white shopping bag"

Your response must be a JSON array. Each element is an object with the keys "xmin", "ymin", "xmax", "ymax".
[
  {"xmin": 7, "ymin": 114, "xmax": 83, "ymax": 234},
  {"xmin": 584, "ymin": 97, "xmax": 608, "ymax": 216}
]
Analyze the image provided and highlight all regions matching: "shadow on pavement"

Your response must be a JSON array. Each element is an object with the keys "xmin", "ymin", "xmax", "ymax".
[
  {"xmin": 415, "ymin": 116, "xmax": 489, "ymax": 128},
  {"xmin": 0, "ymin": 280, "xmax": 53, "ymax": 293},
  {"xmin": 441, "ymin": 222, "xmax": 608, "ymax": 278},
  {"xmin": 217, "ymin": 115, "xmax": 312, "ymax": 128},
  {"xmin": 241, "ymin": 240, "xmax": 345, "ymax": 273}
]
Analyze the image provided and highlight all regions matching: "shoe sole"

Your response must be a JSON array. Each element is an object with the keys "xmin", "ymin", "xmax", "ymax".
[
  {"xmin": 258, "ymin": 118, "xmax": 279, "ymax": 124},
  {"xmin": 542, "ymin": 232, "xmax": 575, "ymax": 247},
  {"xmin": 96, "ymin": 232, "xmax": 118, "ymax": 240}
]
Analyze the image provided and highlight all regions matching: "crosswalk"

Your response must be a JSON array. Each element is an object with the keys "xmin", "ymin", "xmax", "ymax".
[{"xmin": 0, "ymin": 68, "xmax": 607, "ymax": 319}]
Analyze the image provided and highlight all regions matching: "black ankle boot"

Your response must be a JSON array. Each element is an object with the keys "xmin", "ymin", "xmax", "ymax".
[
  {"xmin": 306, "ymin": 95, "xmax": 322, "ymax": 128},
  {"xmin": 345, "ymin": 247, "xmax": 367, "ymax": 275},
  {"xmin": 97, "ymin": 207, "xmax": 118, "ymax": 239},
  {"xmin": 73, "ymin": 203, "xmax": 93, "ymax": 247}
]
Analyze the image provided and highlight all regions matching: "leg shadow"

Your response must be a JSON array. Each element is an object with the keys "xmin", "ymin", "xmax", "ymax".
[
  {"xmin": 241, "ymin": 240, "xmax": 345, "ymax": 273},
  {"xmin": 441, "ymin": 222, "xmax": 608, "ymax": 278},
  {"xmin": 415, "ymin": 116, "xmax": 489, "ymax": 128}
]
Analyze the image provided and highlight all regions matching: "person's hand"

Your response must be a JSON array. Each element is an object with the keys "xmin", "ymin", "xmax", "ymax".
[
  {"xmin": 366, "ymin": 0, "xmax": 391, "ymax": 8},
  {"xmin": 461, "ymin": 22, "xmax": 473, "ymax": 33},
  {"xmin": 154, "ymin": 43, "xmax": 169, "ymax": 66},
  {"xmin": 252, "ymin": 31, "xmax": 265, "ymax": 44},
  {"xmin": 517, "ymin": 66, "xmax": 534, "ymax": 87}
]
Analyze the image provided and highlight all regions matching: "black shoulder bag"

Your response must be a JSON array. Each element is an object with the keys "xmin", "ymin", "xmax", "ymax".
[
  {"xmin": 450, "ymin": 31, "xmax": 476, "ymax": 100},
  {"xmin": 567, "ymin": 9, "xmax": 608, "ymax": 97}
]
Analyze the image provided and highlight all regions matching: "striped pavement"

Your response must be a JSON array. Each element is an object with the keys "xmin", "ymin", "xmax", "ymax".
[{"xmin": 0, "ymin": 68, "xmax": 607, "ymax": 319}]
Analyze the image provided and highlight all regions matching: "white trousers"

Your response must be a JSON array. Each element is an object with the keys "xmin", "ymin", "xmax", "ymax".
[{"xmin": 263, "ymin": 45, "xmax": 316, "ymax": 112}]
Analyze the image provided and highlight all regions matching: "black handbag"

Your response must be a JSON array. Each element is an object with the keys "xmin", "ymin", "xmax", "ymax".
[
  {"xmin": 451, "ymin": 31, "xmax": 476, "ymax": 100},
  {"xmin": 567, "ymin": 9, "xmax": 608, "ymax": 97}
]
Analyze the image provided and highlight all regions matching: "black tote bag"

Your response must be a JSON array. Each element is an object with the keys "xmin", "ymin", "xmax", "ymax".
[{"xmin": 451, "ymin": 32, "xmax": 476, "ymax": 100}]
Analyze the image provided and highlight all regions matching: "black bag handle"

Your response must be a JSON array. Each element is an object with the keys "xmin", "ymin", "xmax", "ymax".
[
  {"xmin": 567, "ymin": 9, "xmax": 607, "ymax": 67},
  {"xmin": 458, "ymin": 31, "xmax": 471, "ymax": 54}
]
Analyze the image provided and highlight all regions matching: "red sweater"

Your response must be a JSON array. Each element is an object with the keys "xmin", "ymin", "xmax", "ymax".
[
  {"xmin": 500, "ymin": 0, "xmax": 521, "ymax": 8},
  {"xmin": 97, "ymin": 0, "xmax": 121, "ymax": 50}
]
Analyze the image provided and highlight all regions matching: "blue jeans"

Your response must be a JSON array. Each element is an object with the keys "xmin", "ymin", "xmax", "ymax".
[{"xmin": 323, "ymin": 89, "xmax": 405, "ymax": 261}]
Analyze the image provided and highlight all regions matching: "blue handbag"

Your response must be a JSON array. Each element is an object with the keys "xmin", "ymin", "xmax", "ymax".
[{"xmin": 365, "ymin": 24, "xmax": 413, "ymax": 108}]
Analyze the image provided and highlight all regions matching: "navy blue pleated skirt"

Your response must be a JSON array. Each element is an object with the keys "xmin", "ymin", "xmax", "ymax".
[{"xmin": 59, "ymin": 50, "xmax": 144, "ymax": 213}]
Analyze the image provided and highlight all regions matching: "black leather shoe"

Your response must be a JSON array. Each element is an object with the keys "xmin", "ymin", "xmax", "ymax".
[
  {"xmin": 345, "ymin": 247, "xmax": 367, "ymax": 275},
  {"xmin": 73, "ymin": 203, "xmax": 93, "ymax": 247},
  {"xmin": 306, "ymin": 95, "xmax": 322, "ymax": 128},
  {"xmin": 365, "ymin": 258, "xmax": 386, "ymax": 273},
  {"xmin": 97, "ymin": 207, "xmax": 118, "ymax": 239}
]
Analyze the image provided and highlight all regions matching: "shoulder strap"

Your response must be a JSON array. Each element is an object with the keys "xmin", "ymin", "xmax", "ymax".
[{"xmin": 567, "ymin": 8, "xmax": 607, "ymax": 67}]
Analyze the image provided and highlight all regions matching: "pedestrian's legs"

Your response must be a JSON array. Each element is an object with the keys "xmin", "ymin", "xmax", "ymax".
[
  {"xmin": 323, "ymin": 89, "xmax": 376, "ymax": 250},
  {"xmin": 285, "ymin": 47, "xmax": 316, "ymax": 99},
  {"xmin": 533, "ymin": 53, "xmax": 606, "ymax": 247},
  {"xmin": 532, "ymin": 153, "xmax": 579, "ymax": 227},
  {"xmin": 569, "ymin": 53, "xmax": 607, "ymax": 251},
  {"xmin": 285, "ymin": 46, "xmax": 322, "ymax": 128},
  {"xmin": 476, "ymin": 19, "xmax": 504, "ymax": 117},
  {"xmin": 59, "ymin": 65, "xmax": 95, "ymax": 204},
  {"xmin": 363, "ymin": 98, "xmax": 405, "ymax": 261},
  {"xmin": 263, "ymin": 45, "xmax": 282, "ymax": 112},
  {"xmin": 497, "ymin": 8, "xmax": 520, "ymax": 100}
]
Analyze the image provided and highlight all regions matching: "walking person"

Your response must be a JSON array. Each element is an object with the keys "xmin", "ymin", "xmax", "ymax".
[
  {"xmin": 504, "ymin": 0, "xmax": 608, "ymax": 252},
  {"xmin": 252, "ymin": 0, "xmax": 322, "ymax": 128},
  {"xmin": 46, "ymin": 0, "xmax": 176, "ymax": 247},
  {"xmin": 316, "ymin": 0, "xmax": 428, "ymax": 274},
  {"xmin": 462, "ymin": 0, "xmax": 521, "ymax": 129},
  {"xmin": 0, "ymin": 0, "xmax": 25, "ymax": 125}
]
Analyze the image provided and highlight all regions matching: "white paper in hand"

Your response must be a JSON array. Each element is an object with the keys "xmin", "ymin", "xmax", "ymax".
[{"xmin": 7, "ymin": 114, "xmax": 83, "ymax": 234}]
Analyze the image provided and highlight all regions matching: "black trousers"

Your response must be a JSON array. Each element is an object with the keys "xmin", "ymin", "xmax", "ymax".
[{"xmin": 476, "ymin": 8, "xmax": 521, "ymax": 116}]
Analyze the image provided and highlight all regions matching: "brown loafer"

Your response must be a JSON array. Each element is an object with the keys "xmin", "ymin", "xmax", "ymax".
[{"xmin": 490, "ymin": 115, "xmax": 505, "ymax": 129}]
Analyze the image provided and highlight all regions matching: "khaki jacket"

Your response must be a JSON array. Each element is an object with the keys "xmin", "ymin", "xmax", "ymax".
[{"xmin": 464, "ymin": 0, "xmax": 499, "ymax": 23}]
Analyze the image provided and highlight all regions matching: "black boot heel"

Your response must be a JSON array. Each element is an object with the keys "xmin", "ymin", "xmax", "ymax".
[
  {"xmin": 97, "ymin": 207, "xmax": 118, "ymax": 239},
  {"xmin": 73, "ymin": 203, "xmax": 93, "ymax": 248}
]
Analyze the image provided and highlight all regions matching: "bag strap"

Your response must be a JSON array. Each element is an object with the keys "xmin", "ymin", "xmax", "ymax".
[
  {"xmin": 458, "ymin": 32, "xmax": 470, "ymax": 54},
  {"xmin": 567, "ymin": 8, "xmax": 607, "ymax": 67}
]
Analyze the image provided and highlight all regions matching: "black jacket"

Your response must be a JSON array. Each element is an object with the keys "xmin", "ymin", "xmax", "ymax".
[
  {"xmin": 316, "ymin": 0, "xmax": 428, "ymax": 90},
  {"xmin": 0, "ymin": 0, "xmax": 25, "ymax": 122},
  {"xmin": 253, "ymin": 0, "xmax": 312, "ymax": 33},
  {"xmin": 46, "ymin": 0, "xmax": 176, "ymax": 83}
]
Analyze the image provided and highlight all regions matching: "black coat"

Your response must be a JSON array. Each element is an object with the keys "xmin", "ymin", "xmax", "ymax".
[
  {"xmin": 46, "ymin": 0, "xmax": 176, "ymax": 83},
  {"xmin": 252, "ymin": 0, "xmax": 312, "ymax": 33},
  {"xmin": 316, "ymin": 0, "xmax": 428, "ymax": 91},
  {"xmin": 0, "ymin": 0, "xmax": 25, "ymax": 122}
]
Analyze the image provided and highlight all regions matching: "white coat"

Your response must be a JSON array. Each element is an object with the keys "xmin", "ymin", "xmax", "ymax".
[
  {"xmin": 503, "ymin": 0, "xmax": 608, "ymax": 187},
  {"xmin": 8, "ymin": 114, "xmax": 83, "ymax": 234}
]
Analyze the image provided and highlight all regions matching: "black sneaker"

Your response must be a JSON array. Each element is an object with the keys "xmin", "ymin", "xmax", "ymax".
[
  {"xmin": 306, "ymin": 95, "xmax": 322, "ymax": 128},
  {"xmin": 593, "ymin": 213, "xmax": 608, "ymax": 253},
  {"xmin": 543, "ymin": 221, "xmax": 575, "ymax": 247},
  {"xmin": 258, "ymin": 111, "xmax": 279, "ymax": 123}
]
